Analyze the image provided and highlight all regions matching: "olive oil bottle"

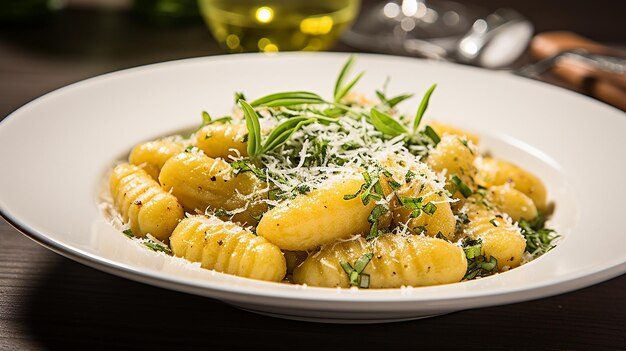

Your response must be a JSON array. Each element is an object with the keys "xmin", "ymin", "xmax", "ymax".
[{"xmin": 198, "ymin": 0, "xmax": 360, "ymax": 52}]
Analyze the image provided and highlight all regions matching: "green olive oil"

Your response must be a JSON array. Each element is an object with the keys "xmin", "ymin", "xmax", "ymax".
[{"xmin": 198, "ymin": 0, "xmax": 360, "ymax": 52}]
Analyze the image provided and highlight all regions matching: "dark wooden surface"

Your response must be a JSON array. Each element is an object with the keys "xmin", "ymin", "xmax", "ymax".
[{"xmin": 1, "ymin": 3, "xmax": 625, "ymax": 350}]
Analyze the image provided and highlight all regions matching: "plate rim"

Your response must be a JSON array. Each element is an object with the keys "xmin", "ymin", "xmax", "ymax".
[{"xmin": 1, "ymin": 52, "xmax": 625, "ymax": 312}]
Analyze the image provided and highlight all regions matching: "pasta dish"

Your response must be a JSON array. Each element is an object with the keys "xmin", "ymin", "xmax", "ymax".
[{"xmin": 105, "ymin": 56, "xmax": 558, "ymax": 289}]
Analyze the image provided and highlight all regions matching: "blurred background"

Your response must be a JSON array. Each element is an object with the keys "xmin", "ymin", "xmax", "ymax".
[
  {"xmin": 0, "ymin": 2, "xmax": 625, "ymax": 349},
  {"xmin": 1, "ymin": 0, "xmax": 625, "ymax": 115}
]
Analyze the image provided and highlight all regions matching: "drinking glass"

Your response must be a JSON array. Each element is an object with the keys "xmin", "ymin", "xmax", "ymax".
[
  {"xmin": 342, "ymin": 0, "xmax": 481, "ymax": 56},
  {"xmin": 198, "ymin": 0, "xmax": 361, "ymax": 52}
]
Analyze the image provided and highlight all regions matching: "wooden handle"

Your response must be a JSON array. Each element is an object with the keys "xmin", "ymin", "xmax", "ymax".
[
  {"xmin": 529, "ymin": 31, "xmax": 618, "ymax": 59},
  {"xmin": 529, "ymin": 31, "xmax": 626, "ymax": 111}
]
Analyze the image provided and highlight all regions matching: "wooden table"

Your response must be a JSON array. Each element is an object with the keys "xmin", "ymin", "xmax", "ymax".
[{"xmin": 1, "ymin": 4, "xmax": 624, "ymax": 350}]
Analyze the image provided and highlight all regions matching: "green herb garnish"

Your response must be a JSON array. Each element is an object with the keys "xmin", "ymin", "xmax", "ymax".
[
  {"xmin": 366, "ymin": 204, "xmax": 388, "ymax": 240},
  {"xmin": 462, "ymin": 238, "xmax": 498, "ymax": 280},
  {"xmin": 388, "ymin": 179, "xmax": 402, "ymax": 190},
  {"xmin": 240, "ymin": 99, "xmax": 318, "ymax": 157},
  {"xmin": 261, "ymin": 117, "xmax": 316, "ymax": 153},
  {"xmin": 334, "ymin": 54, "xmax": 364, "ymax": 102},
  {"xmin": 450, "ymin": 175, "xmax": 473, "ymax": 198},
  {"xmin": 458, "ymin": 137, "xmax": 474, "ymax": 154},
  {"xmin": 201, "ymin": 111, "xmax": 212, "ymax": 125},
  {"xmin": 344, "ymin": 170, "xmax": 387, "ymax": 206},
  {"xmin": 412, "ymin": 84, "xmax": 437, "ymax": 134},
  {"xmin": 143, "ymin": 241, "xmax": 172, "ymax": 254},
  {"xmin": 376, "ymin": 90, "xmax": 414, "ymax": 108},
  {"xmin": 340, "ymin": 252, "xmax": 374, "ymax": 288},
  {"xmin": 422, "ymin": 202, "xmax": 437, "ymax": 216},
  {"xmin": 231, "ymin": 159, "xmax": 267, "ymax": 180},
  {"xmin": 370, "ymin": 108, "xmax": 408, "ymax": 137},
  {"xmin": 294, "ymin": 184, "xmax": 311, "ymax": 195},
  {"xmin": 234, "ymin": 91, "xmax": 246, "ymax": 103},
  {"xmin": 423, "ymin": 125, "xmax": 441, "ymax": 145},
  {"xmin": 239, "ymin": 99, "xmax": 263, "ymax": 156},
  {"xmin": 405, "ymin": 170, "xmax": 416, "ymax": 183},
  {"xmin": 142, "ymin": 235, "xmax": 172, "ymax": 254},
  {"xmin": 519, "ymin": 214, "xmax": 559, "ymax": 256},
  {"xmin": 250, "ymin": 91, "xmax": 326, "ymax": 107},
  {"xmin": 122, "ymin": 229, "xmax": 134, "ymax": 238}
]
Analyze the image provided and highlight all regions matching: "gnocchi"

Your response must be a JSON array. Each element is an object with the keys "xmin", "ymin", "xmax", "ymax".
[
  {"xmin": 170, "ymin": 215, "xmax": 286, "ymax": 281},
  {"xmin": 129, "ymin": 139, "xmax": 184, "ymax": 180},
  {"xmin": 109, "ymin": 163, "xmax": 184, "ymax": 241},
  {"xmin": 104, "ymin": 56, "xmax": 557, "ymax": 288}
]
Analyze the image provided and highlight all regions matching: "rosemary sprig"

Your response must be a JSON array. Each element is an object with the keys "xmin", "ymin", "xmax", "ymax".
[
  {"xmin": 264, "ymin": 117, "xmax": 316, "ymax": 152},
  {"xmin": 240, "ymin": 99, "xmax": 317, "ymax": 157},
  {"xmin": 334, "ymin": 54, "xmax": 364, "ymax": 102},
  {"xmin": 250, "ymin": 91, "xmax": 326, "ymax": 107},
  {"xmin": 412, "ymin": 84, "xmax": 437, "ymax": 133},
  {"xmin": 375, "ymin": 90, "xmax": 414, "ymax": 108},
  {"xmin": 239, "ymin": 99, "xmax": 262, "ymax": 156}
]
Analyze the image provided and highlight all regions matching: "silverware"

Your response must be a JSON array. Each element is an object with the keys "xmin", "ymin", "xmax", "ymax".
[
  {"xmin": 515, "ymin": 49, "xmax": 626, "ymax": 79},
  {"xmin": 343, "ymin": 3, "xmax": 534, "ymax": 69}
]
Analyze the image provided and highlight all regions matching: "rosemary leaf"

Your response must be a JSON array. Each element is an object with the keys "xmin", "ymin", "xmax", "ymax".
[
  {"xmin": 413, "ymin": 84, "xmax": 437, "ymax": 133},
  {"xmin": 251, "ymin": 91, "xmax": 325, "ymax": 107},
  {"xmin": 334, "ymin": 54, "xmax": 356, "ymax": 101},
  {"xmin": 239, "ymin": 99, "xmax": 262, "ymax": 156},
  {"xmin": 370, "ymin": 108, "xmax": 408, "ymax": 137}
]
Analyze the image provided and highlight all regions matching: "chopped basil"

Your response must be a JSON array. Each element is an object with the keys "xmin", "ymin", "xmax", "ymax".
[
  {"xmin": 231, "ymin": 159, "xmax": 267, "ymax": 181},
  {"xmin": 367, "ymin": 204, "xmax": 388, "ymax": 223},
  {"xmin": 422, "ymin": 202, "xmax": 437, "ymax": 216},
  {"xmin": 340, "ymin": 252, "xmax": 374, "ymax": 288},
  {"xmin": 345, "ymin": 169, "xmax": 387, "ymax": 207},
  {"xmin": 388, "ymin": 179, "xmax": 402, "ymax": 190},
  {"xmin": 462, "ymin": 238, "xmax": 498, "ymax": 280},
  {"xmin": 294, "ymin": 184, "xmax": 311, "ymax": 195},
  {"xmin": 143, "ymin": 241, "xmax": 172, "ymax": 255},
  {"xmin": 354, "ymin": 253, "xmax": 374, "ymax": 272},
  {"xmin": 358, "ymin": 274, "xmax": 371, "ymax": 288},
  {"xmin": 399, "ymin": 196, "xmax": 423, "ymax": 209},
  {"xmin": 458, "ymin": 138, "xmax": 474, "ymax": 155},
  {"xmin": 366, "ymin": 204, "xmax": 387, "ymax": 241},
  {"xmin": 519, "ymin": 214, "xmax": 559, "ymax": 256},
  {"xmin": 423, "ymin": 125, "xmax": 441, "ymax": 145},
  {"xmin": 122, "ymin": 229, "xmax": 134, "ymax": 238},
  {"xmin": 435, "ymin": 232, "xmax": 448, "ymax": 241},
  {"xmin": 463, "ymin": 239, "xmax": 482, "ymax": 259},
  {"xmin": 450, "ymin": 175, "xmax": 473, "ymax": 198},
  {"xmin": 405, "ymin": 170, "xmax": 416, "ymax": 183}
]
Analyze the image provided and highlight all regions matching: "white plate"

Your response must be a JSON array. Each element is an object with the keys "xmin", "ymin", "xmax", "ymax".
[{"xmin": 1, "ymin": 53, "xmax": 625, "ymax": 323}]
